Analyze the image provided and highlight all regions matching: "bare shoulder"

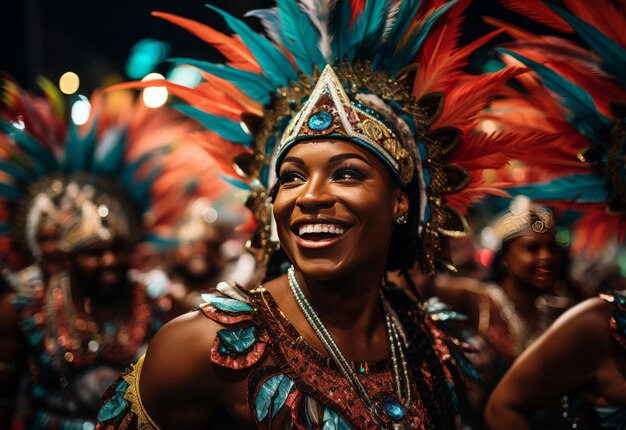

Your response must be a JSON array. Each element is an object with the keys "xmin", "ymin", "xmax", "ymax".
[
  {"xmin": 139, "ymin": 310, "xmax": 226, "ymax": 428},
  {"xmin": 545, "ymin": 297, "xmax": 614, "ymax": 346}
]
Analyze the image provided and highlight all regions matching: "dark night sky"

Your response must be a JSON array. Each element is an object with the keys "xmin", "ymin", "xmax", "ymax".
[{"xmin": 1, "ymin": 0, "xmax": 555, "ymax": 93}]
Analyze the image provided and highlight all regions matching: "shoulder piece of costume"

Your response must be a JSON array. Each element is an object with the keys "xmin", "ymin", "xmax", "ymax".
[
  {"xmin": 96, "ymin": 355, "xmax": 162, "ymax": 430},
  {"xmin": 114, "ymin": 0, "xmax": 527, "ymax": 273},
  {"xmin": 599, "ymin": 290, "xmax": 626, "ymax": 350},
  {"xmin": 489, "ymin": 0, "xmax": 626, "ymax": 255},
  {"xmin": 199, "ymin": 282, "xmax": 270, "ymax": 370}
]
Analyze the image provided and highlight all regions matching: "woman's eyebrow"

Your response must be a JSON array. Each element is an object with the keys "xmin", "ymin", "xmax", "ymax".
[
  {"xmin": 328, "ymin": 153, "xmax": 371, "ymax": 165},
  {"xmin": 281, "ymin": 156, "xmax": 305, "ymax": 166}
]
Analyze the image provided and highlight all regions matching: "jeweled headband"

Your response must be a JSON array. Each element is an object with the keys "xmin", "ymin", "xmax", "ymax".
[
  {"xmin": 276, "ymin": 66, "xmax": 415, "ymax": 185},
  {"xmin": 55, "ymin": 178, "xmax": 136, "ymax": 253},
  {"xmin": 482, "ymin": 196, "xmax": 554, "ymax": 250}
]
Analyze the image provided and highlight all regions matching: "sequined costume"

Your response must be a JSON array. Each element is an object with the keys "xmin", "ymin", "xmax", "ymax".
[
  {"xmin": 7, "ymin": 266, "xmax": 167, "ymax": 430},
  {"xmin": 97, "ymin": 283, "xmax": 478, "ymax": 429}
]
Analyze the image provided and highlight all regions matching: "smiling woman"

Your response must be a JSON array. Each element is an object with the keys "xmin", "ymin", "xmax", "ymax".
[
  {"xmin": 274, "ymin": 140, "xmax": 405, "ymax": 278},
  {"xmin": 94, "ymin": 1, "xmax": 525, "ymax": 429}
]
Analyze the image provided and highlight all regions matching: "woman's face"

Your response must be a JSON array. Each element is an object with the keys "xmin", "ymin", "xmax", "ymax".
[
  {"xmin": 273, "ymin": 139, "xmax": 407, "ymax": 280},
  {"xmin": 503, "ymin": 229, "xmax": 564, "ymax": 290}
]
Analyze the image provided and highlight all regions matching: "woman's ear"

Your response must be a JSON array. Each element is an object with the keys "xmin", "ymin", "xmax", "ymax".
[{"xmin": 393, "ymin": 190, "xmax": 409, "ymax": 219}]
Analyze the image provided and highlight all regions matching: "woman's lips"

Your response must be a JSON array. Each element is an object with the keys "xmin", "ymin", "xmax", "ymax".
[{"xmin": 293, "ymin": 222, "xmax": 350, "ymax": 249}]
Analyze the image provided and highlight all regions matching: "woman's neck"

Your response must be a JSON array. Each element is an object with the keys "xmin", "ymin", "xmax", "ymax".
[{"xmin": 292, "ymin": 264, "xmax": 386, "ymax": 336}]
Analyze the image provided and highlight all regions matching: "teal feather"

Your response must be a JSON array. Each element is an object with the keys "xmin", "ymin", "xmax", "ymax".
[
  {"xmin": 277, "ymin": 0, "xmax": 326, "ymax": 75},
  {"xmin": 0, "ymin": 222, "xmax": 10, "ymax": 235},
  {"xmin": 246, "ymin": 8, "xmax": 288, "ymax": 47},
  {"xmin": 547, "ymin": 3, "xmax": 626, "ymax": 89},
  {"xmin": 386, "ymin": 0, "xmax": 457, "ymax": 74},
  {"xmin": 0, "ymin": 159, "xmax": 34, "ymax": 183},
  {"xmin": 498, "ymin": 49, "xmax": 612, "ymax": 143},
  {"xmin": 93, "ymin": 128, "xmax": 128, "ymax": 175},
  {"xmin": 330, "ymin": 1, "xmax": 352, "ymax": 61},
  {"xmin": 220, "ymin": 174, "xmax": 252, "ymax": 190},
  {"xmin": 126, "ymin": 166, "xmax": 162, "ymax": 213},
  {"xmin": 508, "ymin": 174, "xmax": 608, "ymax": 204},
  {"xmin": 372, "ymin": 0, "xmax": 423, "ymax": 69},
  {"xmin": 0, "ymin": 182, "xmax": 23, "ymax": 200},
  {"xmin": 346, "ymin": 0, "xmax": 390, "ymax": 62},
  {"xmin": 255, "ymin": 374, "xmax": 294, "ymax": 421},
  {"xmin": 322, "ymin": 406, "xmax": 350, "ymax": 430},
  {"xmin": 168, "ymin": 58, "xmax": 274, "ymax": 104},
  {"xmin": 206, "ymin": 4, "xmax": 298, "ymax": 87},
  {"xmin": 0, "ymin": 120, "xmax": 56, "ymax": 175},
  {"xmin": 173, "ymin": 104, "xmax": 254, "ymax": 146},
  {"xmin": 63, "ymin": 117, "xmax": 98, "ymax": 172}
]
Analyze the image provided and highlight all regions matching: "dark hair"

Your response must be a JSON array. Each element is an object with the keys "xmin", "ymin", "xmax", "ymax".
[{"xmin": 386, "ymin": 175, "xmax": 421, "ymax": 272}]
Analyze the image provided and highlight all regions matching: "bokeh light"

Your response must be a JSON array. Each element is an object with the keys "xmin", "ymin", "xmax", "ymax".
[
  {"xmin": 168, "ymin": 65, "xmax": 202, "ymax": 88},
  {"xmin": 555, "ymin": 227, "xmax": 571, "ymax": 247},
  {"xmin": 141, "ymin": 73, "xmax": 168, "ymax": 108},
  {"xmin": 70, "ymin": 95, "xmax": 91, "ymax": 125},
  {"xmin": 126, "ymin": 38, "xmax": 170, "ymax": 80},
  {"xmin": 59, "ymin": 71, "xmax": 80, "ymax": 95}
]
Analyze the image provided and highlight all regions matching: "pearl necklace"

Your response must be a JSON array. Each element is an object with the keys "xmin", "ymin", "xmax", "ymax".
[{"xmin": 287, "ymin": 266, "xmax": 411, "ymax": 429}]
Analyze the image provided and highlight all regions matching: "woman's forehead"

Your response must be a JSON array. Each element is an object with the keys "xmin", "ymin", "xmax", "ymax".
[{"xmin": 281, "ymin": 139, "xmax": 379, "ymax": 163}]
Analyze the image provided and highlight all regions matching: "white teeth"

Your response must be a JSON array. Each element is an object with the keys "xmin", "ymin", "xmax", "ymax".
[{"xmin": 298, "ymin": 223, "xmax": 346, "ymax": 237}]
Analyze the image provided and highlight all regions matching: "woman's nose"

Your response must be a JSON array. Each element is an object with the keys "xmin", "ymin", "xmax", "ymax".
[{"xmin": 296, "ymin": 176, "xmax": 334, "ymax": 211}]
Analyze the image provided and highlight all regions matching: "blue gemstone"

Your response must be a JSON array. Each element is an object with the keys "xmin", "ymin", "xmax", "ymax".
[
  {"xmin": 382, "ymin": 397, "xmax": 405, "ymax": 422},
  {"xmin": 308, "ymin": 110, "xmax": 333, "ymax": 131}
]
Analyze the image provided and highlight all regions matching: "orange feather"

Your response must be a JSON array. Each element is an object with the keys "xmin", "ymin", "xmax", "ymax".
[{"xmin": 152, "ymin": 12, "xmax": 262, "ymax": 73}]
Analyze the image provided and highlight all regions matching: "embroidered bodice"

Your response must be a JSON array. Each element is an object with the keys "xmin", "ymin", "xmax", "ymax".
[{"xmin": 97, "ymin": 283, "xmax": 478, "ymax": 429}]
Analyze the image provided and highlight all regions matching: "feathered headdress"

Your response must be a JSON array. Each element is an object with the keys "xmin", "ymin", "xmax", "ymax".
[
  {"xmin": 0, "ymin": 78, "xmax": 220, "ymax": 260},
  {"xmin": 113, "ymin": 0, "xmax": 529, "ymax": 273},
  {"xmin": 485, "ymin": 0, "xmax": 626, "ymax": 254}
]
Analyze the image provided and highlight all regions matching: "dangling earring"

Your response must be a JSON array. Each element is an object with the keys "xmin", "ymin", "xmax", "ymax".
[{"xmin": 395, "ymin": 215, "xmax": 407, "ymax": 225}]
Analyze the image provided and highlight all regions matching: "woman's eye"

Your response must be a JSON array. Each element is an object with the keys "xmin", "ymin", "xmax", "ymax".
[
  {"xmin": 278, "ymin": 170, "xmax": 305, "ymax": 185},
  {"xmin": 333, "ymin": 167, "xmax": 364, "ymax": 181}
]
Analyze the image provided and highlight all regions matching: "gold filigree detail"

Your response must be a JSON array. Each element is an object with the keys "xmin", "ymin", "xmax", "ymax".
[{"xmin": 123, "ymin": 355, "xmax": 162, "ymax": 430}]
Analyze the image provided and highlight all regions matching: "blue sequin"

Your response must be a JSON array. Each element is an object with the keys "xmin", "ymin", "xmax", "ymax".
[
  {"xmin": 382, "ymin": 397, "xmax": 405, "ymax": 421},
  {"xmin": 216, "ymin": 326, "xmax": 257, "ymax": 354},
  {"xmin": 308, "ymin": 111, "xmax": 333, "ymax": 131}
]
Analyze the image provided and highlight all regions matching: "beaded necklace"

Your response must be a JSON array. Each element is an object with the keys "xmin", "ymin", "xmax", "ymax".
[
  {"xmin": 287, "ymin": 266, "xmax": 411, "ymax": 430},
  {"xmin": 45, "ymin": 271, "xmax": 151, "ymax": 368}
]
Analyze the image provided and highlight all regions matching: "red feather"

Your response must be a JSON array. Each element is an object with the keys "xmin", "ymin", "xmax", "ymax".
[
  {"xmin": 432, "ymin": 66, "xmax": 524, "ymax": 129},
  {"xmin": 152, "ymin": 12, "xmax": 262, "ymax": 73},
  {"xmin": 565, "ymin": 0, "xmax": 626, "ymax": 48},
  {"xmin": 499, "ymin": 0, "xmax": 573, "ymax": 33}
]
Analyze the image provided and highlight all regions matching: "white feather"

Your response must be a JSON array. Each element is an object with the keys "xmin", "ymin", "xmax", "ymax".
[
  {"xmin": 382, "ymin": 0, "xmax": 402, "ymax": 42},
  {"xmin": 246, "ymin": 8, "xmax": 286, "ymax": 47},
  {"xmin": 299, "ymin": 0, "xmax": 337, "ymax": 63}
]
